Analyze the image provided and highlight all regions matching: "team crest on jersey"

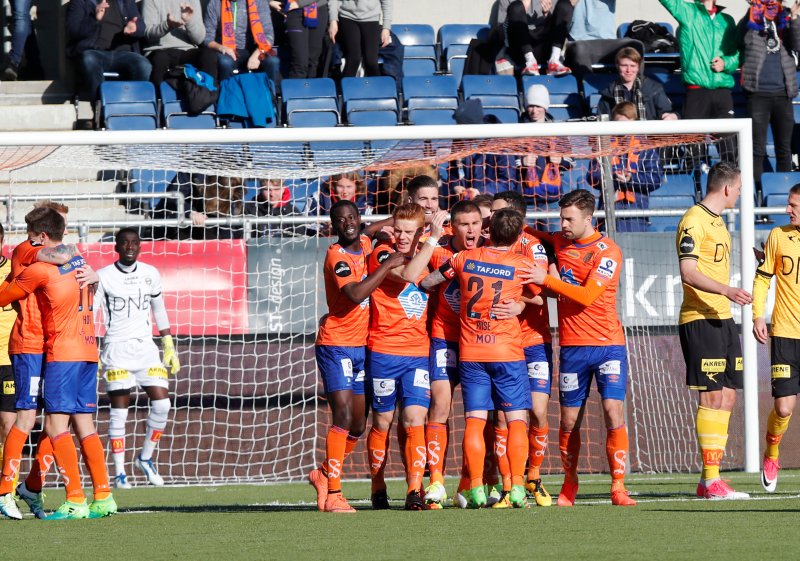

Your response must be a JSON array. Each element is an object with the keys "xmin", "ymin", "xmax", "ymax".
[
  {"xmin": 583, "ymin": 252, "xmax": 594, "ymax": 263},
  {"xmin": 398, "ymin": 284, "xmax": 428, "ymax": 320},
  {"xmin": 443, "ymin": 280, "xmax": 461, "ymax": 313},
  {"xmin": 559, "ymin": 266, "xmax": 579, "ymax": 285},
  {"xmin": 464, "ymin": 259, "xmax": 514, "ymax": 279},
  {"xmin": 596, "ymin": 258, "xmax": 618, "ymax": 279}
]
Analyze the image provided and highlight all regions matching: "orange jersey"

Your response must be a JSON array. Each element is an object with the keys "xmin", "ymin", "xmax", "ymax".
[
  {"xmin": 444, "ymin": 246, "xmax": 532, "ymax": 362},
  {"xmin": 13, "ymin": 256, "xmax": 98, "ymax": 363},
  {"xmin": 508, "ymin": 233, "xmax": 552, "ymax": 346},
  {"xmin": 8, "ymin": 240, "xmax": 44, "ymax": 354},
  {"xmin": 429, "ymin": 237, "xmax": 460, "ymax": 342},
  {"xmin": 548, "ymin": 231, "xmax": 625, "ymax": 347},
  {"xmin": 419, "ymin": 223, "xmax": 453, "ymax": 243},
  {"xmin": 367, "ymin": 246, "xmax": 430, "ymax": 356},
  {"xmin": 316, "ymin": 235, "xmax": 373, "ymax": 347}
]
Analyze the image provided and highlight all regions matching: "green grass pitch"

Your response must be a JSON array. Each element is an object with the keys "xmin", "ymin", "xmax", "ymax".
[{"xmin": 2, "ymin": 471, "xmax": 800, "ymax": 561}]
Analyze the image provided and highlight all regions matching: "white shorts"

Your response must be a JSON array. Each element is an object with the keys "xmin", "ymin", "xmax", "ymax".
[{"xmin": 101, "ymin": 338, "xmax": 169, "ymax": 392}]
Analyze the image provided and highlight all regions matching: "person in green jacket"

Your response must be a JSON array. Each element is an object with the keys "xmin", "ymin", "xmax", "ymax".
[{"xmin": 660, "ymin": 0, "xmax": 740, "ymax": 163}]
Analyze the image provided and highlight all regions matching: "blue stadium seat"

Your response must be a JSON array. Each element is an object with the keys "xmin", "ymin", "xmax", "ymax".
[
  {"xmin": 647, "ymin": 215, "xmax": 681, "ymax": 232},
  {"xmin": 462, "ymin": 75, "xmax": 520, "ymax": 123},
  {"xmin": 647, "ymin": 194, "xmax": 695, "ymax": 231},
  {"xmin": 581, "ymin": 73, "xmax": 617, "ymax": 115},
  {"xmin": 128, "ymin": 169, "xmax": 177, "ymax": 211},
  {"xmin": 281, "ymin": 78, "xmax": 340, "ymax": 127},
  {"xmin": 100, "ymin": 81, "xmax": 158, "ymax": 130},
  {"xmin": 521, "ymin": 74, "xmax": 583, "ymax": 119},
  {"xmin": 438, "ymin": 24, "xmax": 490, "ymax": 83},
  {"xmin": 643, "ymin": 66, "xmax": 673, "ymax": 84},
  {"xmin": 758, "ymin": 192, "xmax": 790, "ymax": 229},
  {"xmin": 393, "ymin": 24, "xmax": 438, "ymax": 76},
  {"xmin": 662, "ymin": 74, "xmax": 686, "ymax": 113},
  {"xmin": 159, "ymin": 82, "xmax": 216, "ymax": 129},
  {"xmin": 341, "ymin": 77, "xmax": 399, "ymax": 126},
  {"xmin": 762, "ymin": 172, "xmax": 800, "ymax": 198},
  {"xmin": 657, "ymin": 174, "xmax": 695, "ymax": 198},
  {"xmin": 402, "ymin": 75, "xmax": 458, "ymax": 125}
]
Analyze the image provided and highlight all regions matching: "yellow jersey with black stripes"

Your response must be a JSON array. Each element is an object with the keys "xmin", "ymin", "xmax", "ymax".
[
  {"xmin": 753, "ymin": 225, "xmax": 800, "ymax": 339},
  {"xmin": 0, "ymin": 256, "xmax": 16, "ymax": 366},
  {"xmin": 676, "ymin": 204, "xmax": 732, "ymax": 324}
]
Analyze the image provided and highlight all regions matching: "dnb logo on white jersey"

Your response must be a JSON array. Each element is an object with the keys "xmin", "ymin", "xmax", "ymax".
[{"xmin": 398, "ymin": 284, "xmax": 428, "ymax": 320}]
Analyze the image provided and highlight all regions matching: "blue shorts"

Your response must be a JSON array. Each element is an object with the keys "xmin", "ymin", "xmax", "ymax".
[
  {"xmin": 367, "ymin": 350, "xmax": 430, "ymax": 413},
  {"xmin": 525, "ymin": 343, "xmax": 553, "ymax": 395},
  {"xmin": 315, "ymin": 345, "xmax": 366, "ymax": 395},
  {"xmin": 558, "ymin": 345, "xmax": 628, "ymax": 408},
  {"xmin": 460, "ymin": 361, "xmax": 531, "ymax": 413},
  {"xmin": 429, "ymin": 338, "xmax": 460, "ymax": 385},
  {"xmin": 12, "ymin": 353, "xmax": 45, "ymax": 411},
  {"xmin": 44, "ymin": 361, "xmax": 98, "ymax": 414}
]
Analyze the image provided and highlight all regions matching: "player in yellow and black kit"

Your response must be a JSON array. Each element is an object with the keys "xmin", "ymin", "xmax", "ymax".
[
  {"xmin": 753, "ymin": 183, "xmax": 800, "ymax": 493},
  {"xmin": 676, "ymin": 162, "xmax": 752, "ymax": 500},
  {"xmin": 0, "ymin": 224, "xmax": 18, "ymax": 482}
]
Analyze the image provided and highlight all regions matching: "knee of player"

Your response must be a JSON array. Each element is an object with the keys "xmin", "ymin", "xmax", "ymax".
[
  {"xmin": 14, "ymin": 410, "xmax": 38, "ymax": 433},
  {"xmin": 149, "ymin": 397, "xmax": 171, "ymax": 420},
  {"xmin": 331, "ymin": 408, "xmax": 353, "ymax": 431}
]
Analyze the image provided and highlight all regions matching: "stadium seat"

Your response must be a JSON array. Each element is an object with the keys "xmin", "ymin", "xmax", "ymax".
[
  {"xmin": 127, "ymin": 168, "xmax": 177, "ymax": 212},
  {"xmin": 280, "ymin": 78, "xmax": 340, "ymax": 127},
  {"xmin": 341, "ymin": 77, "xmax": 400, "ymax": 126},
  {"xmin": 438, "ymin": 23, "xmax": 490, "ymax": 83},
  {"xmin": 762, "ymin": 171, "xmax": 800, "ymax": 199},
  {"xmin": 393, "ymin": 24, "xmax": 438, "ymax": 76},
  {"xmin": 661, "ymin": 74, "xmax": 686, "ymax": 114},
  {"xmin": 402, "ymin": 75, "xmax": 458, "ymax": 125},
  {"xmin": 461, "ymin": 75, "xmax": 520, "ymax": 123},
  {"xmin": 647, "ymin": 194, "xmax": 695, "ymax": 231},
  {"xmin": 647, "ymin": 215, "xmax": 681, "ymax": 232},
  {"xmin": 521, "ymin": 75, "xmax": 583, "ymax": 119},
  {"xmin": 581, "ymin": 73, "xmax": 617, "ymax": 115},
  {"xmin": 758, "ymin": 192, "xmax": 790, "ymax": 229},
  {"xmin": 159, "ymin": 82, "xmax": 217, "ymax": 129},
  {"xmin": 656, "ymin": 174, "xmax": 696, "ymax": 198},
  {"xmin": 99, "ymin": 81, "xmax": 158, "ymax": 130}
]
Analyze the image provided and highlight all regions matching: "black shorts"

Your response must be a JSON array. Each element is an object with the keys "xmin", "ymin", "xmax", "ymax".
[
  {"xmin": 679, "ymin": 318, "xmax": 743, "ymax": 392},
  {"xmin": 0, "ymin": 364, "xmax": 14, "ymax": 412},
  {"xmin": 770, "ymin": 337, "xmax": 800, "ymax": 398}
]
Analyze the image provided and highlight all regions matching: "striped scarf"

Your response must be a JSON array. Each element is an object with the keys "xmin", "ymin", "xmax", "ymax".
[
  {"xmin": 221, "ymin": 0, "xmax": 271, "ymax": 53},
  {"xmin": 613, "ymin": 77, "xmax": 648, "ymax": 120},
  {"xmin": 748, "ymin": 0, "xmax": 789, "ymax": 31},
  {"xmin": 285, "ymin": 1, "xmax": 318, "ymax": 28}
]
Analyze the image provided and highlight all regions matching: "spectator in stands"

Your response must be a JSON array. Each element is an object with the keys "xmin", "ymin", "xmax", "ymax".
[
  {"xmin": 444, "ymin": 99, "xmax": 519, "ymax": 207},
  {"xmin": 246, "ymin": 178, "xmax": 311, "ymax": 237},
  {"xmin": 2, "ymin": 0, "xmax": 35, "ymax": 80},
  {"xmin": 143, "ymin": 0, "xmax": 205, "ymax": 86},
  {"xmin": 587, "ymin": 101, "xmax": 663, "ymax": 232},
  {"xmin": 520, "ymin": 84, "xmax": 573, "ymax": 229},
  {"xmin": 150, "ymin": 173, "xmax": 247, "ymax": 239},
  {"xmin": 568, "ymin": 0, "xmax": 616, "ymax": 41},
  {"xmin": 309, "ymin": 172, "xmax": 372, "ymax": 216},
  {"xmin": 66, "ymin": 0, "xmax": 152, "ymax": 102},
  {"xmin": 596, "ymin": 47, "xmax": 678, "ymax": 120},
  {"xmin": 659, "ymin": 0, "xmax": 739, "ymax": 131},
  {"xmin": 202, "ymin": 0, "xmax": 277, "ymax": 82},
  {"xmin": 740, "ymin": 0, "xmax": 800, "ymax": 187},
  {"xmin": 278, "ymin": 0, "xmax": 329, "ymax": 78},
  {"xmin": 497, "ymin": 0, "xmax": 576, "ymax": 76},
  {"xmin": 328, "ymin": 0, "xmax": 392, "ymax": 78}
]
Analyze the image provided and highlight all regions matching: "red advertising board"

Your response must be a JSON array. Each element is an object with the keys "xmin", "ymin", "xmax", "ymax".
[{"xmin": 7, "ymin": 239, "xmax": 249, "ymax": 336}]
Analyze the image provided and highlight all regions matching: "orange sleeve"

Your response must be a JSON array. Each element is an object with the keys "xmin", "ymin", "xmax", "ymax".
[
  {"xmin": 0, "ymin": 282, "xmax": 29, "ymax": 308},
  {"xmin": 524, "ymin": 226, "xmax": 555, "ymax": 245},
  {"xmin": 542, "ymin": 274, "xmax": 606, "ymax": 307}
]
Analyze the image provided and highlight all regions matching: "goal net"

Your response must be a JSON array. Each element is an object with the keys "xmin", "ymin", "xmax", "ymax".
[{"xmin": 0, "ymin": 120, "xmax": 760, "ymax": 486}]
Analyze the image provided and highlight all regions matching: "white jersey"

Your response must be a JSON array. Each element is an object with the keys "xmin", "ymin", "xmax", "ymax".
[{"xmin": 96, "ymin": 261, "xmax": 164, "ymax": 343}]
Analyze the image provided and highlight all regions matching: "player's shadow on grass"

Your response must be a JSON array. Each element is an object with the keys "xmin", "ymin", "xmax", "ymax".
[{"xmin": 123, "ymin": 504, "xmax": 320, "ymax": 514}]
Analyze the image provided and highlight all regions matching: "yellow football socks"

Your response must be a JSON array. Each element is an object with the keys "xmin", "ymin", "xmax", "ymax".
[
  {"xmin": 765, "ymin": 409, "xmax": 791, "ymax": 461},
  {"xmin": 696, "ymin": 406, "xmax": 730, "ymax": 481}
]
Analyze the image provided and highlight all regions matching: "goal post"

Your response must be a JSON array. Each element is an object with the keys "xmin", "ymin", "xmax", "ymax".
[{"xmin": 0, "ymin": 118, "xmax": 759, "ymax": 485}]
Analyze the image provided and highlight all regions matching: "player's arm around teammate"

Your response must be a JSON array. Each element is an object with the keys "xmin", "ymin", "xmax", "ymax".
[{"xmin": 751, "ymin": 185, "xmax": 800, "ymax": 492}]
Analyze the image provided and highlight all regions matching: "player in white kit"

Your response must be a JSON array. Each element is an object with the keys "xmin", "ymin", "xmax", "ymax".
[{"xmin": 95, "ymin": 228, "xmax": 180, "ymax": 488}]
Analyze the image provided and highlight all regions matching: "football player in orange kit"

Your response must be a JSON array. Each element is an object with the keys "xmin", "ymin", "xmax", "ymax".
[
  {"xmin": 309, "ymin": 200, "xmax": 405, "ymax": 513},
  {"xmin": 524, "ymin": 189, "xmax": 636, "ymax": 507}
]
